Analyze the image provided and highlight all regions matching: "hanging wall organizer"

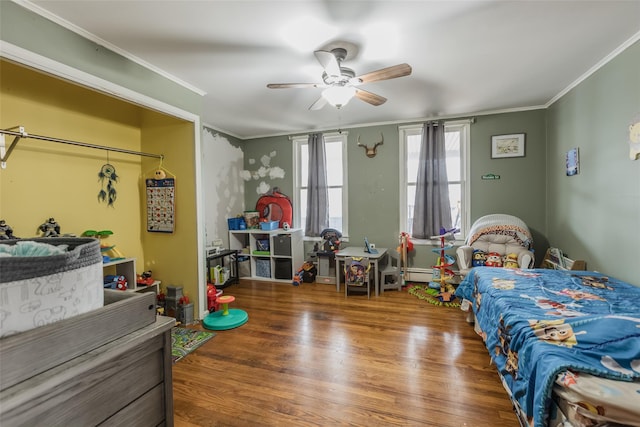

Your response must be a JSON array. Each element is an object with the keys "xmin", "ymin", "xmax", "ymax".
[
  {"xmin": 0, "ymin": 126, "xmax": 163, "ymax": 169},
  {"xmin": 144, "ymin": 160, "xmax": 176, "ymax": 233}
]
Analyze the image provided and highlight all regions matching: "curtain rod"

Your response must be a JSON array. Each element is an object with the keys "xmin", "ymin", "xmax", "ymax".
[{"xmin": 0, "ymin": 126, "xmax": 162, "ymax": 168}]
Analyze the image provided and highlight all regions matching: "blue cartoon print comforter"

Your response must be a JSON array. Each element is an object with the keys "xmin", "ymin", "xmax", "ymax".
[{"xmin": 455, "ymin": 268, "xmax": 640, "ymax": 427}]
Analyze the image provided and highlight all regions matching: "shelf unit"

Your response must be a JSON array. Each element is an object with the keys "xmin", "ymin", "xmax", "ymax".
[
  {"xmin": 206, "ymin": 249, "xmax": 239, "ymax": 288},
  {"xmin": 229, "ymin": 228, "xmax": 303, "ymax": 282},
  {"xmin": 102, "ymin": 258, "xmax": 159, "ymax": 293},
  {"xmin": 542, "ymin": 248, "xmax": 587, "ymax": 271}
]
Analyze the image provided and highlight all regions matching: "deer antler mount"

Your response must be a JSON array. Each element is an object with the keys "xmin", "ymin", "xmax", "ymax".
[{"xmin": 357, "ymin": 133, "xmax": 384, "ymax": 158}]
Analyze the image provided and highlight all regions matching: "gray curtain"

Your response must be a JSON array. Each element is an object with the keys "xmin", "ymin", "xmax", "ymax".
[
  {"xmin": 412, "ymin": 121, "xmax": 452, "ymax": 238},
  {"xmin": 305, "ymin": 133, "xmax": 329, "ymax": 236}
]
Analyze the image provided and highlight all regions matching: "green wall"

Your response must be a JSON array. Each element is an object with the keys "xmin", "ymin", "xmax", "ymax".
[
  {"xmin": 0, "ymin": 1, "xmax": 203, "ymax": 116},
  {"xmin": 547, "ymin": 40, "xmax": 639, "ymax": 284},
  {"xmin": 243, "ymin": 112, "xmax": 548, "ymax": 269},
  {"xmin": 243, "ymin": 42, "xmax": 639, "ymax": 285},
  {"xmin": 470, "ymin": 110, "xmax": 548, "ymax": 259}
]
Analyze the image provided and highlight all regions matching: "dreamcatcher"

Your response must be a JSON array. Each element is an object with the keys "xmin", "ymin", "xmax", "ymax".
[{"xmin": 98, "ymin": 155, "xmax": 118, "ymax": 206}]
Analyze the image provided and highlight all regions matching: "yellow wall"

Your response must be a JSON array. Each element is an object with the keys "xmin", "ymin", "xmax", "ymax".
[
  {"xmin": 139, "ymin": 112, "xmax": 199, "ymax": 307},
  {"xmin": 1, "ymin": 60, "xmax": 201, "ymax": 314},
  {"xmin": 1, "ymin": 60, "xmax": 145, "ymax": 262}
]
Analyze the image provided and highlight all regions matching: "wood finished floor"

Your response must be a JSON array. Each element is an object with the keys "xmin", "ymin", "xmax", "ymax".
[{"xmin": 172, "ymin": 280, "xmax": 519, "ymax": 427}]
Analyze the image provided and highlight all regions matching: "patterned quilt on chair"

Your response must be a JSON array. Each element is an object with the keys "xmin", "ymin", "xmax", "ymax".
[{"xmin": 455, "ymin": 267, "xmax": 640, "ymax": 427}]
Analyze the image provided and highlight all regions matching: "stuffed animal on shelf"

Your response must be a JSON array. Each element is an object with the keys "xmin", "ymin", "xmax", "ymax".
[{"xmin": 472, "ymin": 250, "xmax": 486, "ymax": 267}]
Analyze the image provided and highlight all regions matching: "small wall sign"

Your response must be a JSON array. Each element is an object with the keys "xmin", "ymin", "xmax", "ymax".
[
  {"xmin": 566, "ymin": 147, "xmax": 579, "ymax": 176},
  {"xmin": 481, "ymin": 173, "xmax": 501, "ymax": 180}
]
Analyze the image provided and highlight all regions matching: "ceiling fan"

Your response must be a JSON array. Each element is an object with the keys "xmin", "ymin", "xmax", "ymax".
[{"xmin": 267, "ymin": 48, "xmax": 412, "ymax": 110}]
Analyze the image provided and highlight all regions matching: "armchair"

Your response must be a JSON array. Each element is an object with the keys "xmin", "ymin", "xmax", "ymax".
[{"xmin": 456, "ymin": 214, "xmax": 534, "ymax": 276}]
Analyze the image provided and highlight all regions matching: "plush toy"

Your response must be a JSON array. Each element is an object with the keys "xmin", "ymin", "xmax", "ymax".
[
  {"xmin": 472, "ymin": 250, "xmax": 486, "ymax": 267},
  {"xmin": 485, "ymin": 252, "xmax": 503, "ymax": 267},
  {"xmin": 503, "ymin": 253, "xmax": 519, "ymax": 269}
]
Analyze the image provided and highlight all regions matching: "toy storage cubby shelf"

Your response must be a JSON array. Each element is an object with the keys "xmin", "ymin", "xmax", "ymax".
[
  {"xmin": 102, "ymin": 258, "xmax": 159, "ymax": 293},
  {"xmin": 229, "ymin": 228, "xmax": 303, "ymax": 282}
]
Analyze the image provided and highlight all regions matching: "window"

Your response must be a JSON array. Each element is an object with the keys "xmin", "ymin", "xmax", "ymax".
[
  {"xmin": 399, "ymin": 121, "xmax": 470, "ymax": 241},
  {"xmin": 293, "ymin": 132, "xmax": 348, "ymax": 237}
]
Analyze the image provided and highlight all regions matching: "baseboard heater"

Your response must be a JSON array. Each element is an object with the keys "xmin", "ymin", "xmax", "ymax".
[
  {"xmin": 403, "ymin": 267, "xmax": 461, "ymax": 283},
  {"xmin": 403, "ymin": 268, "xmax": 433, "ymax": 283}
]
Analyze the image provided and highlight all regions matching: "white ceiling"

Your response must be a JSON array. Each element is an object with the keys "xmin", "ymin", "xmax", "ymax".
[{"xmin": 24, "ymin": 0, "xmax": 640, "ymax": 139}]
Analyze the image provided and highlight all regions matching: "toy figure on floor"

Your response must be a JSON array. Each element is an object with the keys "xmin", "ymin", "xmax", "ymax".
[
  {"xmin": 0, "ymin": 220, "xmax": 16, "ymax": 240},
  {"xmin": 292, "ymin": 261, "xmax": 317, "ymax": 286},
  {"xmin": 39, "ymin": 217, "xmax": 60, "ymax": 237}
]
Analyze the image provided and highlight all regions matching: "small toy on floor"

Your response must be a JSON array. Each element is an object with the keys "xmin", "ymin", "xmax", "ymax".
[{"xmin": 293, "ymin": 261, "xmax": 316, "ymax": 286}]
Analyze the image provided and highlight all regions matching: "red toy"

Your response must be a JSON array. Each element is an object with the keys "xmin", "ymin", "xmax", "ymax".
[
  {"xmin": 104, "ymin": 274, "xmax": 127, "ymax": 291},
  {"xmin": 136, "ymin": 270, "xmax": 155, "ymax": 286},
  {"xmin": 255, "ymin": 187, "xmax": 293, "ymax": 228},
  {"xmin": 485, "ymin": 252, "xmax": 503, "ymax": 267},
  {"xmin": 207, "ymin": 284, "xmax": 223, "ymax": 312}
]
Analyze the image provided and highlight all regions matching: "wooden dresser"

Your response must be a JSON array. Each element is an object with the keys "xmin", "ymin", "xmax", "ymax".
[{"xmin": 0, "ymin": 290, "xmax": 175, "ymax": 426}]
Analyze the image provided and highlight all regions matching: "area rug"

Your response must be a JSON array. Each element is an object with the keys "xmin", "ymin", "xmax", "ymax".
[
  {"xmin": 171, "ymin": 327, "xmax": 216, "ymax": 364},
  {"xmin": 407, "ymin": 283, "xmax": 461, "ymax": 308}
]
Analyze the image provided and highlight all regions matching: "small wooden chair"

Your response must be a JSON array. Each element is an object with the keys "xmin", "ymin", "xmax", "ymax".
[
  {"xmin": 344, "ymin": 257, "xmax": 371, "ymax": 298},
  {"xmin": 379, "ymin": 251, "xmax": 402, "ymax": 293}
]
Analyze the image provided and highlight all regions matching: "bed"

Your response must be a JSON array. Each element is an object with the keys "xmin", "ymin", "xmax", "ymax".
[{"xmin": 455, "ymin": 267, "xmax": 640, "ymax": 427}]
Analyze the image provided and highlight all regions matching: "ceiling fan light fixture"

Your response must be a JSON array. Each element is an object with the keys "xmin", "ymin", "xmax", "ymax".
[{"xmin": 322, "ymin": 85, "xmax": 356, "ymax": 108}]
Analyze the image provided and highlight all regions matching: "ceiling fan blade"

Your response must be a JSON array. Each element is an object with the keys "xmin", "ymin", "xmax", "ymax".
[
  {"xmin": 314, "ymin": 50, "xmax": 341, "ymax": 78},
  {"xmin": 353, "ymin": 63, "xmax": 412, "ymax": 84},
  {"xmin": 355, "ymin": 88, "xmax": 387, "ymax": 106},
  {"xmin": 309, "ymin": 96, "xmax": 328, "ymax": 111},
  {"xmin": 267, "ymin": 83, "xmax": 323, "ymax": 89}
]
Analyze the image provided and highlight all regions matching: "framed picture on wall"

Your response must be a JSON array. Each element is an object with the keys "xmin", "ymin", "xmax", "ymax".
[
  {"xmin": 566, "ymin": 147, "xmax": 580, "ymax": 176},
  {"xmin": 491, "ymin": 133, "xmax": 526, "ymax": 158}
]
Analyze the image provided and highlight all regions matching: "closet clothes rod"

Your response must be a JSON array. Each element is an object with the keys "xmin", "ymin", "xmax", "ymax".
[{"xmin": 0, "ymin": 126, "xmax": 163, "ymax": 168}]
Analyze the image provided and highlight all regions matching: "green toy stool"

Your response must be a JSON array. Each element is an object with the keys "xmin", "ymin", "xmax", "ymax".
[{"xmin": 203, "ymin": 295, "xmax": 248, "ymax": 331}]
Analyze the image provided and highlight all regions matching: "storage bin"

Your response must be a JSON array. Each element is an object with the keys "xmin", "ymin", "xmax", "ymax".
[
  {"xmin": 256, "ymin": 239, "xmax": 270, "ymax": 251},
  {"xmin": 260, "ymin": 220, "xmax": 279, "ymax": 230},
  {"xmin": 0, "ymin": 237, "xmax": 103, "ymax": 338},
  {"xmin": 274, "ymin": 259, "xmax": 292, "ymax": 280},
  {"xmin": 255, "ymin": 258, "xmax": 271, "ymax": 278},
  {"xmin": 238, "ymin": 259, "xmax": 251, "ymax": 277},
  {"xmin": 273, "ymin": 234, "xmax": 292, "ymax": 256},
  {"xmin": 244, "ymin": 211, "xmax": 260, "ymax": 229},
  {"xmin": 166, "ymin": 285, "xmax": 183, "ymax": 299},
  {"xmin": 227, "ymin": 217, "xmax": 246, "ymax": 230}
]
